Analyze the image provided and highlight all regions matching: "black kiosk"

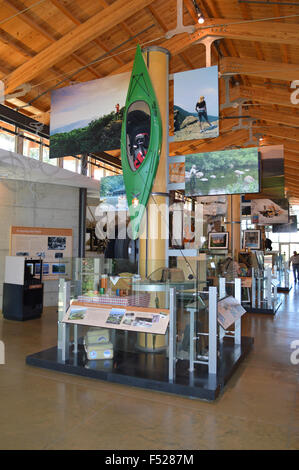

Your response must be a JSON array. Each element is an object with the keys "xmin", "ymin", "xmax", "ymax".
[{"xmin": 2, "ymin": 256, "xmax": 44, "ymax": 321}]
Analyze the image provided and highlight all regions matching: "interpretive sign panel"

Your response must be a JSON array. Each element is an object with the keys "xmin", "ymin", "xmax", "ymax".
[
  {"xmin": 217, "ymin": 296, "xmax": 246, "ymax": 330},
  {"xmin": 10, "ymin": 226, "xmax": 72, "ymax": 280},
  {"xmin": 63, "ymin": 301, "xmax": 170, "ymax": 335}
]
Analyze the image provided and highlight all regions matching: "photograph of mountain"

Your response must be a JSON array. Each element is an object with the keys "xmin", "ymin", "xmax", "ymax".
[
  {"xmin": 173, "ymin": 66, "xmax": 219, "ymax": 142},
  {"xmin": 50, "ymin": 72, "xmax": 130, "ymax": 158}
]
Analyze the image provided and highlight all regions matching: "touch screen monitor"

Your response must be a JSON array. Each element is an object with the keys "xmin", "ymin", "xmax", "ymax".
[{"xmin": 185, "ymin": 147, "xmax": 260, "ymax": 197}]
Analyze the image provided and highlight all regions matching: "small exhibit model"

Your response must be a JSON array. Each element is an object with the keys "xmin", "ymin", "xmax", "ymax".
[{"xmin": 121, "ymin": 45, "xmax": 162, "ymax": 240}]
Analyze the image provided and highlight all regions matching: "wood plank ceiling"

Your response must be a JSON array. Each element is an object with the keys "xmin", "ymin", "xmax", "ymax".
[{"xmin": 0, "ymin": 0, "xmax": 298, "ymax": 201}]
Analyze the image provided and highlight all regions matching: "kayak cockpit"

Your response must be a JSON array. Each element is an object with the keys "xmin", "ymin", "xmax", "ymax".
[{"xmin": 126, "ymin": 100, "xmax": 151, "ymax": 171}]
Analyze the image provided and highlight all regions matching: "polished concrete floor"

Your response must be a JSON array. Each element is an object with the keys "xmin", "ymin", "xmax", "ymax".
[{"xmin": 0, "ymin": 287, "xmax": 298, "ymax": 450}]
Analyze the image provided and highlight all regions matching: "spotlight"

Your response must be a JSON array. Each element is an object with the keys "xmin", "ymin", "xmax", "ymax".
[
  {"xmin": 197, "ymin": 13, "xmax": 205, "ymax": 24},
  {"xmin": 193, "ymin": 1, "xmax": 205, "ymax": 24}
]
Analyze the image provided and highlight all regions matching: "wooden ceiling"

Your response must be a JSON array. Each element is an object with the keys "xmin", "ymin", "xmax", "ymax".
[{"xmin": 0, "ymin": 0, "xmax": 299, "ymax": 200}]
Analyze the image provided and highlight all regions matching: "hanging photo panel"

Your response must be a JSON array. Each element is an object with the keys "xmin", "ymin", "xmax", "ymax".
[
  {"xmin": 251, "ymin": 198, "xmax": 289, "ymax": 225},
  {"xmin": 272, "ymin": 215, "xmax": 297, "ymax": 233},
  {"xmin": 245, "ymin": 145, "xmax": 285, "ymax": 200},
  {"xmin": 185, "ymin": 147, "xmax": 260, "ymax": 197},
  {"xmin": 50, "ymin": 72, "xmax": 130, "ymax": 158},
  {"xmin": 99, "ymin": 174, "xmax": 128, "ymax": 211},
  {"xmin": 173, "ymin": 66, "xmax": 219, "ymax": 142}
]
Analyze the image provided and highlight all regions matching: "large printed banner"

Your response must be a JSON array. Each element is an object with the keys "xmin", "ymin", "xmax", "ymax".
[
  {"xmin": 245, "ymin": 144, "xmax": 285, "ymax": 200},
  {"xmin": 184, "ymin": 147, "xmax": 260, "ymax": 197},
  {"xmin": 10, "ymin": 226, "xmax": 73, "ymax": 280},
  {"xmin": 173, "ymin": 66, "xmax": 219, "ymax": 142},
  {"xmin": 251, "ymin": 198, "xmax": 289, "ymax": 225},
  {"xmin": 50, "ymin": 72, "xmax": 130, "ymax": 158}
]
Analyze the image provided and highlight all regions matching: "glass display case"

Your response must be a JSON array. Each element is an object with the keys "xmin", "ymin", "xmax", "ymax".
[{"xmin": 26, "ymin": 257, "xmax": 253, "ymax": 401}]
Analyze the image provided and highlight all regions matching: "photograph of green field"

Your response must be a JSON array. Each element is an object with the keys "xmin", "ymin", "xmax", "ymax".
[
  {"xmin": 185, "ymin": 147, "xmax": 260, "ymax": 196},
  {"xmin": 49, "ymin": 72, "xmax": 130, "ymax": 158}
]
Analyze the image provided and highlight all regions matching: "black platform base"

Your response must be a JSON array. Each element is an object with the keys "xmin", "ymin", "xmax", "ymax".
[
  {"xmin": 277, "ymin": 286, "xmax": 292, "ymax": 293},
  {"xmin": 245, "ymin": 296, "xmax": 282, "ymax": 315},
  {"xmin": 26, "ymin": 336, "xmax": 254, "ymax": 401}
]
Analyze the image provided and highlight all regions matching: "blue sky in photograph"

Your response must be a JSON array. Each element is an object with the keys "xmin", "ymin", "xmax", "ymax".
[
  {"xmin": 50, "ymin": 72, "xmax": 130, "ymax": 135},
  {"xmin": 174, "ymin": 65, "xmax": 219, "ymax": 116}
]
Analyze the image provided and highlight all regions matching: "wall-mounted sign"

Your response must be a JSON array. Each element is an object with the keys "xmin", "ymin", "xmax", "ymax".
[{"xmin": 10, "ymin": 226, "xmax": 72, "ymax": 280}]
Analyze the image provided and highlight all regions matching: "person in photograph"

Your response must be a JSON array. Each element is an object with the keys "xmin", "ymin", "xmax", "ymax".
[
  {"xmin": 289, "ymin": 251, "xmax": 299, "ymax": 283},
  {"xmin": 195, "ymin": 96, "xmax": 213, "ymax": 132}
]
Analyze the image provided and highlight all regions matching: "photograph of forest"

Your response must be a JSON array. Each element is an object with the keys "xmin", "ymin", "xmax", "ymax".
[
  {"xmin": 50, "ymin": 72, "xmax": 130, "ymax": 158},
  {"xmin": 185, "ymin": 147, "xmax": 260, "ymax": 196}
]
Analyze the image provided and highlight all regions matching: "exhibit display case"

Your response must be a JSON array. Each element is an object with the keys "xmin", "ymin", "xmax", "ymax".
[{"xmin": 26, "ymin": 257, "xmax": 253, "ymax": 400}]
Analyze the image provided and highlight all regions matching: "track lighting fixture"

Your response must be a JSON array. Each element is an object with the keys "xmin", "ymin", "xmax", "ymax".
[{"xmin": 192, "ymin": 0, "xmax": 205, "ymax": 24}]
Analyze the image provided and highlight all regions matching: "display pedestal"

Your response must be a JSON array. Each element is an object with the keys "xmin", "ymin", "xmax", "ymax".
[
  {"xmin": 26, "ymin": 334, "xmax": 253, "ymax": 401},
  {"xmin": 245, "ymin": 296, "xmax": 282, "ymax": 315}
]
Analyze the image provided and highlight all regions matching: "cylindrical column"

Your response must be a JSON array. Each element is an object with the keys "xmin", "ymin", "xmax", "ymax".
[
  {"xmin": 139, "ymin": 46, "xmax": 170, "ymax": 279},
  {"xmin": 78, "ymin": 153, "xmax": 88, "ymax": 258},
  {"xmin": 226, "ymin": 195, "xmax": 241, "ymax": 260}
]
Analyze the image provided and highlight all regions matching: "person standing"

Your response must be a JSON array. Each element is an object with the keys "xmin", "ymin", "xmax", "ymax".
[
  {"xmin": 195, "ymin": 96, "xmax": 213, "ymax": 132},
  {"xmin": 289, "ymin": 251, "xmax": 299, "ymax": 283}
]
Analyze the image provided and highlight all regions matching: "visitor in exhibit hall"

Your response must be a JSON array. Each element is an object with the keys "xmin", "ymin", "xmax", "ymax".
[
  {"xmin": 195, "ymin": 96, "xmax": 213, "ymax": 132},
  {"xmin": 289, "ymin": 251, "xmax": 299, "ymax": 283}
]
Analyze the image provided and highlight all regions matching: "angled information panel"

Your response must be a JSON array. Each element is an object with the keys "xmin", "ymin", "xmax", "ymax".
[{"xmin": 63, "ymin": 301, "xmax": 170, "ymax": 335}]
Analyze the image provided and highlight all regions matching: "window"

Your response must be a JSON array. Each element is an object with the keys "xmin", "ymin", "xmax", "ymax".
[
  {"xmin": 0, "ymin": 121, "xmax": 16, "ymax": 151},
  {"xmin": 23, "ymin": 131, "xmax": 41, "ymax": 159}
]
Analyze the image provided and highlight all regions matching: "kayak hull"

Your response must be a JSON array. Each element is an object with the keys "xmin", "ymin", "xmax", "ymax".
[{"xmin": 121, "ymin": 45, "xmax": 162, "ymax": 240}]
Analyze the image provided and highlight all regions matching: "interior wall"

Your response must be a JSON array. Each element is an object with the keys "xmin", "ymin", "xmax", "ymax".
[{"xmin": 0, "ymin": 179, "xmax": 79, "ymax": 308}]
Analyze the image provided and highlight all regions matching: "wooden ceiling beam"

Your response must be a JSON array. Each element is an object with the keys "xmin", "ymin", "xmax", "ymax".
[
  {"xmin": 220, "ymin": 57, "xmax": 299, "ymax": 82},
  {"xmin": 49, "ymin": 0, "xmax": 124, "ymax": 66},
  {"xmin": 169, "ymin": 128, "xmax": 251, "ymax": 156},
  {"xmin": 190, "ymin": 18, "xmax": 299, "ymax": 46},
  {"xmin": 256, "ymin": 125, "xmax": 299, "ymax": 143},
  {"xmin": 266, "ymin": 137, "xmax": 299, "ymax": 154},
  {"xmin": 4, "ymin": 0, "xmax": 157, "ymax": 94},
  {"xmin": 237, "ymin": 85, "xmax": 296, "ymax": 109},
  {"xmin": 249, "ymin": 108, "xmax": 299, "ymax": 128},
  {"xmin": 1, "ymin": 0, "xmax": 103, "ymax": 80}
]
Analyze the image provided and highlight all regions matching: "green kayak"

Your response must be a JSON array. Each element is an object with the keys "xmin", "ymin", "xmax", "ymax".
[{"xmin": 121, "ymin": 44, "xmax": 162, "ymax": 240}]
